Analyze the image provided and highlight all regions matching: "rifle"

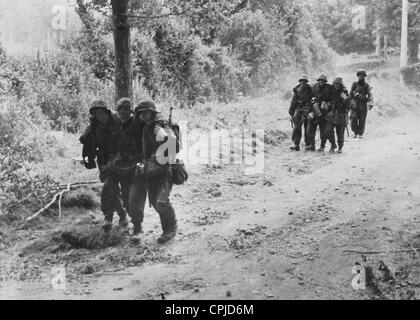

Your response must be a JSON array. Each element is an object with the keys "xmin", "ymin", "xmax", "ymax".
[
  {"xmin": 167, "ymin": 106, "xmax": 181, "ymax": 159},
  {"xmin": 345, "ymin": 112, "xmax": 350, "ymax": 137},
  {"xmin": 169, "ymin": 106, "xmax": 174, "ymax": 127}
]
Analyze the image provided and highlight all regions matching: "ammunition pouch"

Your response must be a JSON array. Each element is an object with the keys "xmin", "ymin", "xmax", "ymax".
[
  {"xmin": 144, "ymin": 158, "xmax": 169, "ymax": 180},
  {"xmin": 172, "ymin": 160, "xmax": 188, "ymax": 186}
]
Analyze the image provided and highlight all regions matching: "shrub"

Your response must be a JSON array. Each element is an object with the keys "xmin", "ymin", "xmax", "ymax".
[
  {"xmin": 402, "ymin": 63, "xmax": 420, "ymax": 90},
  {"xmin": 132, "ymin": 28, "xmax": 246, "ymax": 105},
  {"xmin": 0, "ymin": 97, "xmax": 59, "ymax": 218}
]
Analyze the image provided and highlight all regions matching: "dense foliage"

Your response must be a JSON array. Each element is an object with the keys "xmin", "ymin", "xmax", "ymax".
[{"xmin": 313, "ymin": 0, "xmax": 420, "ymax": 60}]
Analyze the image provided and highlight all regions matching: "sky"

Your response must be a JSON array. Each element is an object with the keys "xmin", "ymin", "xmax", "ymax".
[{"xmin": 0, "ymin": 0, "xmax": 81, "ymax": 56}]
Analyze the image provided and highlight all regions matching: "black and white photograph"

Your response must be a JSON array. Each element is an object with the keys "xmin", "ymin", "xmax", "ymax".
[{"xmin": 0, "ymin": 0, "xmax": 419, "ymax": 303}]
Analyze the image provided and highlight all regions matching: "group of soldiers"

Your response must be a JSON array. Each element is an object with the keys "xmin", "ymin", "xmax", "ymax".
[
  {"xmin": 77, "ymin": 71, "xmax": 373, "ymax": 244},
  {"xmin": 289, "ymin": 70, "xmax": 374, "ymax": 153},
  {"xmin": 79, "ymin": 99, "xmax": 179, "ymax": 244}
]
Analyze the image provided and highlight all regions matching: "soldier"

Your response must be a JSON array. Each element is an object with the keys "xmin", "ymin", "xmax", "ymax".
[
  {"xmin": 79, "ymin": 100, "xmax": 128, "ymax": 233},
  {"xmin": 113, "ymin": 98, "xmax": 145, "ymax": 236},
  {"xmin": 330, "ymin": 78, "xmax": 350, "ymax": 154},
  {"xmin": 350, "ymin": 70, "xmax": 374, "ymax": 138},
  {"xmin": 289, "ymin": 74, "xmax": 314, "ymax": 151},
  {"xmin": 131, "ymin": 101, "xmax": 178, "ymax": 244},
  {"xmin": 307, "ymin": 74, "xmax": 335, "ymax": 152}
]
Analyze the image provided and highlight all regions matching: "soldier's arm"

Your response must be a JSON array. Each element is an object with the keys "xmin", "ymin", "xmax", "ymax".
[
  {"xmin": 350, "ymin": 83, "xmax": 357, "ymax": 98},
  {"xmin": 79, "ymin": 118, "xmax": 95, "ymax": 145},
  {"xmin": 289, "ymin": 89, "xmax": 298, "ymax": 116},
  {"xmin": 367, "ymin": 85, "xmax": 374, "ymax": 104}
]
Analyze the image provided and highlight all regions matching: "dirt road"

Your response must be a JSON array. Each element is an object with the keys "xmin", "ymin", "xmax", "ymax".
[{"xmin": 1, "ymin": 107, "xmax": 419, "ymax": 300}]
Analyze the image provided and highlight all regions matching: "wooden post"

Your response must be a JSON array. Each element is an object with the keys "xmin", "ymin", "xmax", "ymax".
[
  {"xmin": 384, "ymin": 35, "xmax": 388, "ymax": 60},
  {"xmin": 400, "ymin": 0, "xmax": 409, "ymax": 83},
  {"xmin": 375, "ymin": 21, "xmax": 381, "ymax": 57}
]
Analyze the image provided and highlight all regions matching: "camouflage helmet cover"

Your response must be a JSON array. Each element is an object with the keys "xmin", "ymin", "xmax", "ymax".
[
  {"xmin": 299, "ymin": 74, "xmax": 309, "ymax": 82},
  {"xmin": 116, "ymin": 98, "xmax": 133, "ymax": 111},
  {"xmin": 317, "ymin": 74, "xmax": 328, "ymax": 82},
  {"xmin": 135, "ymin": 101, "xmax": 159, "ymax": 114},
  {"xmin": 89, "ymin": 100, "xmax": 108, "ymax": 115}
]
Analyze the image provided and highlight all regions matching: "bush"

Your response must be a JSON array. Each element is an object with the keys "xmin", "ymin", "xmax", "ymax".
[
  {"xmin": 132, "ymin": 28, "xmax": 246, "ymax": 105},
  {"xmin": 21, "ymin": 52, "xmax": 109, "ymax": 132},
  {"xmin": 219, "ymin": 10, "xmax": 273, "ymax": 94},
  {"xmin": 0, "ymin": 97, "xmax": 60, "ymax": 218},
  {"xmin": 402, "ymin": 64, "xmax": 420, "ymax": 90}
]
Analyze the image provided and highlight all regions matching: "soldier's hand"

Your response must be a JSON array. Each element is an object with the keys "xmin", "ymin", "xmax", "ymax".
[
  {"xmin": 368, "ymin": 104, "xmax": 374, "ymax": 111},
  {"xmin": 135, "ymin": 163, "xmax": 145, "ymax": 178}
]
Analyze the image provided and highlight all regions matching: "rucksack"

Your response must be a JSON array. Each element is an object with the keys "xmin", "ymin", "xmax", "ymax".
[
  {"xmin": 159, "ymin": 120, "xmax": 182, "ymax": 154},
  {"xmin": 161, "ymin": 122, "xmax": 188, "ymax": 185}
]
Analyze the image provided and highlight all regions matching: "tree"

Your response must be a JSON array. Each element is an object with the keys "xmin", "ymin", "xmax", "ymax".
[
  {"xmin": 376, "ymin": 0, "xmax": 420, "ymax": 63},
  {"xmin": 111, "ymin": 0, "xmax": 132, "ymax": 100}
]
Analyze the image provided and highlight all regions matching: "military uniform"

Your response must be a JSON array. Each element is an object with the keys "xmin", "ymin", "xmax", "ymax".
[
  {"xmin": 79, "ymin": 103, "xmax": 127, "ymax": 225},
  {"xmin": 114, "ymin": 114, "xmax": 148, "ymax": 234},
  {"xmin": 307, "ymin": 77, "xmax": 335, "ymax": 151},
  {"xmin": 289, "ymin": 75, "xmax": 313, "ymax": 151},
  {"xmin": 350, "ymin": 71, "xmax": 373, "ymax": 137},
  {"xmin": 330, "ymin": 78, "xmax": 350, "ymax": 153},
  {"xmin": 134, "ymin": 101, "xmax": 178, "ymax": 244}
]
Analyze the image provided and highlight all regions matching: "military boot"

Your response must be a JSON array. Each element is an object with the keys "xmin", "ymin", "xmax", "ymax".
[
  {"xmin": 318, "ymin": 146, "xmax": 325, "ymax": 152},
  {"xmin": 337, "ymin": 148, "xmax": 343, "ymax": 154},
  {"xmin": 290, "ymin": 145, "xmax": 300, "ymax": 152},
  {"xmin": 118, "ymin": 210, "xmax": 129, "ymax": 229},
  {"xmin": 157, "ymin": 212, "xmax": 178, "ymax": 244},
  {"xmin": 130, "ymin": 224, "xmax": 143, "ymax": 243},
  {"xmin": 329, "ymin": 146, "xmax": 336, "ymax": 154}
]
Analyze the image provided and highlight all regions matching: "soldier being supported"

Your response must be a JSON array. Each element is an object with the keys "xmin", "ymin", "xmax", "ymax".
[
  {"xmin": 329, "ymin": 77, "xmax": 350, "ymax": 154},
  {"xmin": 307, "ymin": 74, "xmax": 336, "ymax": 152}
]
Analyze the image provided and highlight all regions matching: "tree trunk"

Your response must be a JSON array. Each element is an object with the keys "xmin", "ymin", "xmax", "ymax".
[
  {"xmin": 400, "ymin": 0, "xmax": 409, "ymax": 69},
  {"xmin": 111, "ymin": 0, "xmax": 132, "ymax": 102},
  {"xmin": 408, "ymin": 34, "xmax": 419, "ymax": 64}
]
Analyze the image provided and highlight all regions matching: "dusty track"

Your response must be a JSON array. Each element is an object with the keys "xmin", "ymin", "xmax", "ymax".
[{"xmin": 1, "ymin": 109, "xmax": 419, "ymax": 299}]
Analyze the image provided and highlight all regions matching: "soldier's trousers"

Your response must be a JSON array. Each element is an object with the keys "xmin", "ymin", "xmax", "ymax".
[
  {"xmin": 128, "ymin": 172, "xmax": 176, "ymax": 231},
  {"xmin": 322, "ymin": 121, "xmax": 337, "ymax": 149},
  {"xmin": 334, "ymin": 124, "xmax": 346, "ymax": 149},
  {"xmin": 307, "ymin": 120, "xmax": 320, "ymax": 148},
  {"xmin": 292, "ymin": 120, "xmax": 310, "ymax": 147},
  {"xmin": 351, "ymin": 106, "xmax": 368, "ymax": 136},
  {"xmin": 307, "ymin": 119, "xmax": 335, "ymax": 148},
  {"xmin": 101, "ymin": 174, "xmax": 127, "ymax": 222}
]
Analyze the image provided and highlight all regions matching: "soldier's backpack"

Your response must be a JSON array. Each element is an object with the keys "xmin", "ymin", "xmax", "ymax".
[{"xmin": 162, "ymin": 121, "xmax": 188, "ymax": 185}]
